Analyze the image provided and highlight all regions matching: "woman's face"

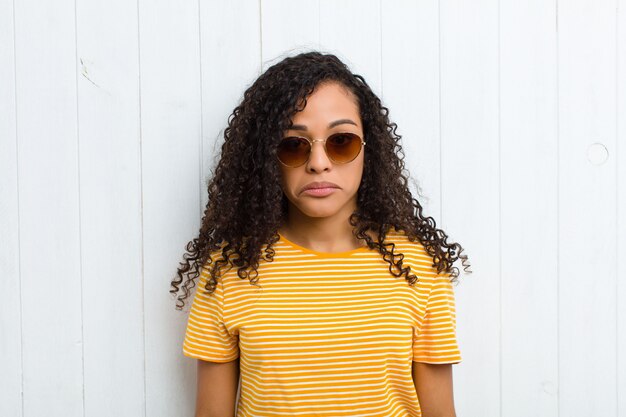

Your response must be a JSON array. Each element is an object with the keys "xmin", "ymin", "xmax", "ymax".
[{"xmin": 278, "ymin": 81, "xmax": 365, "ymax": 221}]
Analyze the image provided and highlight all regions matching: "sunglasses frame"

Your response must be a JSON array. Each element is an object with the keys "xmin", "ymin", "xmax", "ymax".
[{"xmin": 276, "ymin": 132, "xmax": 367, "ymax": 168}]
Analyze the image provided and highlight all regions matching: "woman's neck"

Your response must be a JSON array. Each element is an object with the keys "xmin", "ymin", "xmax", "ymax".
[{"xmin": 278, "ymin": 213, "xmax": 373, "ymax": 253}]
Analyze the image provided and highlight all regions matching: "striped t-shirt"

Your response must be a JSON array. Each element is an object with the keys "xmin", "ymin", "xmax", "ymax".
[{"xmin": 183, "ymin": 228, "xmax": 461, "ymax": 416}]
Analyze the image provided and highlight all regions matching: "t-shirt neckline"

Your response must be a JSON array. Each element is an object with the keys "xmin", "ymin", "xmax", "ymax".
[{"xmin": 277, "ymin": 232, "xmax": 370, "ymax": 258}]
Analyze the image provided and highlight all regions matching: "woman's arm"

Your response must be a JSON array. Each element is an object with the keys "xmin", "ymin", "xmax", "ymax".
[
  {"xmin": 195, "ymin": 358, "xmax": 240, "ymax": 417},
  {"xmin": 412, "ymin": 362, "xmax": 456, "ymax": 417}
]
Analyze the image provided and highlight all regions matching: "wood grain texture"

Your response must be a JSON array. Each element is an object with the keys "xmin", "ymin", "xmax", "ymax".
[
  {"xmin": 76, "ymin": 0, "xmax": 144, "ymax": 415},
  {"xmin": 500, "ymin": 1, "xmax": 559, "ymax": 416},
  {"xmin": 319, "ymin": 0, "xmax": 382, "ymax": 97},
  {"xmin": 0, "ymin": 0, "xmax": 22, "ymax": 415},
  {"xmin": 558, "ymin": 0, "xmax": 618, "ymax": 415},
  {"xmin": 139, "ymin": 0, "xmax": 205, "ymax": 415},
  {"xmin": 618, "ymin": 2, "xmax": 626, "ymax": 415},
  {"xmin": 13, "ymin": 0, "xmax": 83, "ymax": 415},
  {"xmin": 439, "ymin": 0, "xmax": 500, "ymax": 416},
  {"xmin": 261, "ymin": 0, "xmax": 320, "ymax": 69},
  {"xmin": 381, "ymin": 0, "xmax": 442, "ymax": 222}
]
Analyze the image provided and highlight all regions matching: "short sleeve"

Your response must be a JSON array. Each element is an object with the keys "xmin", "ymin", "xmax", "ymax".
[
  {"xmin": 182, "ymin": 270, "xmax": 239, "ymax": 362},
  {"xmin": 412, "ymin": 274, "xmax": 462, "ymax": 364}
]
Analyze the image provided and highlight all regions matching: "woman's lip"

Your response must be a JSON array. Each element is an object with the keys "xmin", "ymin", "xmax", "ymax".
[
  {"xmin": 301, "ymin": 187, "xmax": 337, "ymax": 197},
  {"xmin": 301, "ymin": 181, "xmax": 340, "ymax": 193}
]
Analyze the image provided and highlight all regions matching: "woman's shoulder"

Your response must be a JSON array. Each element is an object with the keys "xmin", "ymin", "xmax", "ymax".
[
  {"xmin": 384, "ymin": 227, "xmax": 447, "ymax": 280},
  {"xmin": 197, "ymin": 240, "xmax": 233, "ymax": 275},
  {"xmin": 384, "ymin": 226, "xmax": 425, "ymax": 253}
]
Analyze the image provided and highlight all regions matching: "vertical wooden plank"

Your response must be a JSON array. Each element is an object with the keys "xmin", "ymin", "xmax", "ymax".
[
  {"xmin": 183, "ymin": 3, "xmax": 261, "ymax": 412},
  {"xmin": 261, "ymin": 0, "xmax": 319, "ymax": 67},
  {"xmin": 13, "ymin": 0, "xmax": 84, "ymax": 416},
  {"xmin": 75, "ymin": 0, "xmax": 144, "ymax": 415},
  {"xmin": 140, "ymin": 1, "xmax": 259, "ymax": 416},
  {"xmin": 380, "ymin": 0, "xmax": 442, "ymax": 232},
  {"xmin": 139, "ymin": 0, "xmax": 201, "ymax": 414},
  {"xmin": 199, "ymin": 1, "xmax": 262, "ymax": 211},
  {"xmin": 558, "ymin": 0, "xmax": 618, "ymax": 415},
  {"xmin": 319, "ymin": 0, "xmax": 382, "ymax": 98},
  {"xmin": 617, "ymin": 0, "xmax": 625, "ymax": 415},
  {"xmin": 439, "ymin": 0, "xmax": 500, "ymax": 415},
  {"xmin": 615, "ymin": 0, "xmax": 626, "ymax": 417},
  {"xmin": 500, "ymin": 1, "xmax": 559, "ymax": 416},
  {"xmin": 0, "ymin": 0, "xmax": 22, "ymax": 415}
]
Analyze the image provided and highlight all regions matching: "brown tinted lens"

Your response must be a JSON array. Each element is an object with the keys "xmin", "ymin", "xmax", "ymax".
[
  {"xmin": 326, "ymin": 133, "xmax": 362, "ymax": 163},
  {"xmin": 277, "ymin": 137, "xmax": 310, "ymax": 167}
]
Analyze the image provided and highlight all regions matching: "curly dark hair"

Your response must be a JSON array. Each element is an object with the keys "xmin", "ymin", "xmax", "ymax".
[{"xmin": 170, "ymin": 50, "xmax": 471, "ymax": 310}]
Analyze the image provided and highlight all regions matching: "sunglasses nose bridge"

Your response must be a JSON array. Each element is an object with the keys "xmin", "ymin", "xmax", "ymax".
[{"xmin": 307, "ymin": 138, "xmax": 331, "ymax": 163}]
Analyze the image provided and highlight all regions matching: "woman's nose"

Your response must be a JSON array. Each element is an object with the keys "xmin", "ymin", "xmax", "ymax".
[{"xmin": 306, "ymin": 141, "xmax": 332, "ymax": 172}]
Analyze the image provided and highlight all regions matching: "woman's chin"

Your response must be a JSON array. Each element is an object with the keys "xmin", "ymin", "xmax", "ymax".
[
  {"xmin": 286, "ymin": 194, "xmax": 357, "ymax": 220},
  {"xmin": 298, "ymin": 207, "xmax": 339, "ymax": 219},
  {"xmin": 292, "ymin": 201, "xmax": 344, "ymax": 219}
]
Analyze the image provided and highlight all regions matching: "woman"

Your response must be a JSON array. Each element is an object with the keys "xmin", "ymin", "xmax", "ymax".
[{"xmin": 171, "ymin": 51, "xmax": 471, "ymax": 417}]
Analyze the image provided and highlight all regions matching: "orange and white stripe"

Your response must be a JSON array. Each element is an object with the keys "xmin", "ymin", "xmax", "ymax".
[{"xmin": 183, "ymin": 228, "xmax": 461, "ymax": 416}]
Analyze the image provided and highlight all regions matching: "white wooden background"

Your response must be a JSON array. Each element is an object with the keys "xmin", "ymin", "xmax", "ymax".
[{"xmin": 1, "ymin": 0, "xmax": 624, "ymax": 416}]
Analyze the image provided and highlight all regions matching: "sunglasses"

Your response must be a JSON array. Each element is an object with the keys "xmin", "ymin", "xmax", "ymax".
[{"xmin": 276, "ymin": 132, "xmax": 366, "ymax": 168}]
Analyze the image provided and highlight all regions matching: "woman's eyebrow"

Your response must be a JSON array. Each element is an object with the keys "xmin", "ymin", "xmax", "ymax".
[{"xmin": 289, "ymin": 119, "xmax": 357, "ymax": 131}]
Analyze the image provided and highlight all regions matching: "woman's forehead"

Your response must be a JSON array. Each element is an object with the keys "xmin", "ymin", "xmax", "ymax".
[{"xmin": 288, "ymin": 85, "xmax": 360, "ymax": 127}]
